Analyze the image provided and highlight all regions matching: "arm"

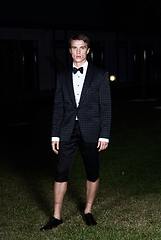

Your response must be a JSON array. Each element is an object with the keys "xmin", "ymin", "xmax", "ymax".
[
  {"xmin": 98, "ymin": 71, "xmax": 111, "ymax": 145},
  {"xmin": 51, "ymin": 74, "xmax": 64, "ymax": 154},
  {"xmin": 51, "ymin": 74, "xmax": 64, "ymax": 139}
]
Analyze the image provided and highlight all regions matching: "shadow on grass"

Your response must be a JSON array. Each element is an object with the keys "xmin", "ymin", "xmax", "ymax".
[{"xmin": 0, "ymin": 121, "xmax": 57, "ymax": 218}]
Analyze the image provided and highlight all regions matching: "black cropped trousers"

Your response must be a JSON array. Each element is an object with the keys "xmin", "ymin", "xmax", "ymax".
[{"xmin": 55, "ymin": 121, "xmax": 99, "ymax": 182}]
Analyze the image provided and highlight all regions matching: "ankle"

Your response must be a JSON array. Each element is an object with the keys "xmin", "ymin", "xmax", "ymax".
[
  {"xmin": 84, "ymin": 209, "xmax": 92, "ymax": 214},
  {"xmin": 53, "ymin": 214, "xmax": 61, "ymax": 220}
]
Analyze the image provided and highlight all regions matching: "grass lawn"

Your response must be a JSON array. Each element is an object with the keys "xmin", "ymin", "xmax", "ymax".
[{"xmin": 1, "ymin": 99, "xmax": 161, "ymax": 239}]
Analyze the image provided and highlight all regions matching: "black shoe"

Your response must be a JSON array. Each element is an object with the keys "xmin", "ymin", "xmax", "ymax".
[
  {"xmin": 84, "ymin": 213, "xmax": 97, "ymax": 226},
  {"xmin": 40, "ymin": 217, "xmax": 62, "ymax": 232}
]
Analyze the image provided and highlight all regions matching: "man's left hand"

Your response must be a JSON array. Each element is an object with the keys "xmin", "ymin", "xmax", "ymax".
[{"xmin": 97, "ymin": 141, "xmax": 108, "ymax": 152}]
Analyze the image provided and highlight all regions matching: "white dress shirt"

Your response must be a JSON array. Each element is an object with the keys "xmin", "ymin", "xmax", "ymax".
[
  {"xmin": 73, "ymin": 61, "xmax": 88, "ymax": 109},
  {"xmin": 52, "ymin": 61, "xmax": 109, "ymax": 143}
]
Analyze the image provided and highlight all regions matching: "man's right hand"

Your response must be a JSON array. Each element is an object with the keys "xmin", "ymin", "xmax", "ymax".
[{"xmin": 51, "ymin": 141, "xmax": 59, "ymax": 154}]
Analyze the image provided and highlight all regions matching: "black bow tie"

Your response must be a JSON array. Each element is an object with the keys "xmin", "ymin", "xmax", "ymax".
[{"xmin": 73, "ymin": 67, "xmax": 83, "ymax": 74}]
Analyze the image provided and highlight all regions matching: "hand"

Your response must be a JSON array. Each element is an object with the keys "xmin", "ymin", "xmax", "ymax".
[
  {"xmin": 97, "ymin": 141, "xmax": 108, "ymax": 152},
  {"xmin": 51, "ymin": 141, "xmax": 59, "ymax": 154}
]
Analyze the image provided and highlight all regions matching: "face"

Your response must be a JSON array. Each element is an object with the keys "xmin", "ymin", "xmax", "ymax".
[{"xmin": 69, "ymin": 40, "xmax": 90, "ymax": 67}]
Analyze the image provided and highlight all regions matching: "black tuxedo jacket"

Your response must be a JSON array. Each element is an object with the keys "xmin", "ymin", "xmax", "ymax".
[{"xmin": 51, "ymin": 62, "xmax": 111, "ymax": 143}]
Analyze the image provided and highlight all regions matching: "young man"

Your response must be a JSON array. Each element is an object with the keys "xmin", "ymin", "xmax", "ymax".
[{"xmin": 40, "ymin": 33, "xmax": 111, "ymax": 231}]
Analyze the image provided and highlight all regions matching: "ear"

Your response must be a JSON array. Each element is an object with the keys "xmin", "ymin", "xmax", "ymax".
[
  {"xmin": 69, "ymin": 48, "xmax": 72, "ymax": 54},
  {"xmin": 87, "ymin": 48, "xmax": 90, "ymax": 54}
]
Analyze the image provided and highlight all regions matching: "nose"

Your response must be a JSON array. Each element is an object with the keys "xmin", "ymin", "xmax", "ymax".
[{"xmin": 76, "ymin": 48, "xmax": 80, "ymax": 54}]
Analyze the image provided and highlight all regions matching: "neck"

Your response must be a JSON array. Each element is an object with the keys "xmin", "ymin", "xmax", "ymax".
[{"xmin": 73, "ymin": 60, "xmax": 87, "ymax": 68}]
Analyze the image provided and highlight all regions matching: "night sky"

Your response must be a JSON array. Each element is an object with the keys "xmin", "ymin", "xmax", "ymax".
[
  {"xmin": 1, "ymin": 0, "xmax": 161, "ymax": 37},
  {"xmin": 0, "ymin": 0, "xmax": 118, "ymax": 30}
]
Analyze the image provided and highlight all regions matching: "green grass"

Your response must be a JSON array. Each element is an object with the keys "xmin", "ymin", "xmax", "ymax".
[{"xmin": 1, "ymin": 100, "xmax": 161, "ymax": 239}]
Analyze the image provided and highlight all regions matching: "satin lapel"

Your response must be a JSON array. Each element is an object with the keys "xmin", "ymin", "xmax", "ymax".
[
  {"xmin": 66, "ymin": 68, "xmax": 76, "ymax": 107},
  {"xmin": 79, "ymin": 63, "xmax": 94, "ymax": 107}
]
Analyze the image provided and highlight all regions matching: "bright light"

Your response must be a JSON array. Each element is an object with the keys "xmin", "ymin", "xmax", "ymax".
[
  {"xmin": 134, "ymin": 53, "xmax": 136, "ymax": 62},
  {"xmin": 110, "ymin": 75, "xmax": 116, "ymax": 81},
  {"xmin": 144, "ymin": 50, "xmax": 146, "ymax": 60}
]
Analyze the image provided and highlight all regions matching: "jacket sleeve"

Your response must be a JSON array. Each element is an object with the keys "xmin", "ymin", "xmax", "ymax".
[
  {"xmin": 51, "ymin": 74, "xmax": 64, "ymax": 138},
  {"xmin": 99, "ymin": 71, "xmax": 111, "ymax": 139}
]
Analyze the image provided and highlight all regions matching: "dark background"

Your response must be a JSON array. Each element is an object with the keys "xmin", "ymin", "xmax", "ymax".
[{"xmin": 0, "ymin": 0, "xmax": 161, "ymax": 126}]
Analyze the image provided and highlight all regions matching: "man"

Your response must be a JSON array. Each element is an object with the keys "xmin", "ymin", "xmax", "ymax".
[{"xmin": 40, "ymin": 33, "xmax": 111, "ymax": 231}]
